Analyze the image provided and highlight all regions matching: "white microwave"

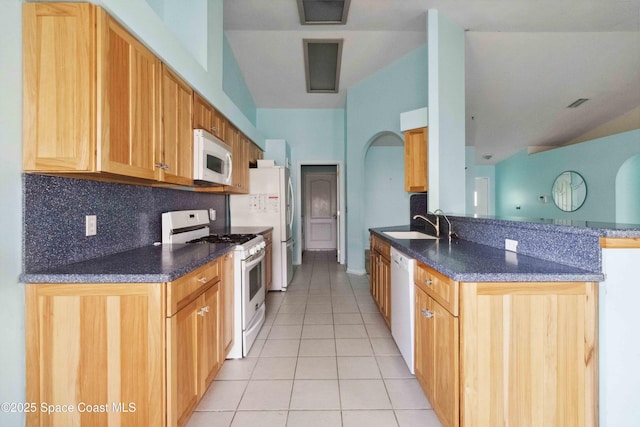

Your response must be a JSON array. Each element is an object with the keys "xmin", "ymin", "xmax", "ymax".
[{"xmin": 193, "ymin": 129, "xmax": 232, "ymax": 185}]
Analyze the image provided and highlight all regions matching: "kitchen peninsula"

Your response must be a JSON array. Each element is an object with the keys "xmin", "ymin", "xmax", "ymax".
[{"xmin": 371, "ymin": 214, "xmax": 640, "ymax": 427}]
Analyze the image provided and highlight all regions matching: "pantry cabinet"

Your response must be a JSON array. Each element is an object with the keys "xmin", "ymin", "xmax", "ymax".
[
  {"xmin": 404, "ymin": 127, "xmax": 428, "ymax": 192},
  {"xmin": 370, "ymin": 234, "xmax": 391, "ymax": 327},
  {"xmin": 161, "ymin": 65, "xmax": 194, "ymax": 185},
  {"xmin": 414, "ymin": 260, "xmax": 598, "ymax": 427},
  {"xmin": 27, "ymin": 255, "xmax": 233, "ymax": 427}
]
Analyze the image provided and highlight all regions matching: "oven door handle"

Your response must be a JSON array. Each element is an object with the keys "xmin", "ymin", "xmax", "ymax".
[{"xmin": 243, "ymin": 250, "xmax": 265, "ymax": 269}]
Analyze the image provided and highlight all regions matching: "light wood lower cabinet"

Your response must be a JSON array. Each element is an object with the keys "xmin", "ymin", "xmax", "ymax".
[
  {"xmin": 414, "ymin": 261, "xmax": 598, "ymax": 427},
  {"xmin": 370, "ymin": 234, "xmax": 391, "ymax": 327},
  {"xmin": 27, "ymin": 256, "xmax": 234, "ymax": 427},
  {"xmin": 26, "ymin": 283, "xmax": 165, "ymax": 427}
]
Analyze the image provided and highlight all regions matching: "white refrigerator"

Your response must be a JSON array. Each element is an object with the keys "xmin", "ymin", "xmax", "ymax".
[{"xmin": 230, "ymin": 165, "xmax": 294, "ymax": 291}]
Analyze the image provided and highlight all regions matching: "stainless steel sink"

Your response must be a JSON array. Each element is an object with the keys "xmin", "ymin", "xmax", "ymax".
[{"xmin": 382, "ymin": 231, "xmax": 438, "ymax": 240}]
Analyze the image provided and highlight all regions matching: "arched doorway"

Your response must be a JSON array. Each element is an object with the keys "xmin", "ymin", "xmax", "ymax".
[
  {"xmin": 615, "ymin": 154, "xmax": 640, "ymax": 224},
  {"xmin": 363, "ymin": 131, "xmax": 409, "ymax": 270}
]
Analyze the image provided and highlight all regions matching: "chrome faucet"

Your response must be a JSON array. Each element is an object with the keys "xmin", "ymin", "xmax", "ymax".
[
  {"xmin": 433, "ymin": 209, "xmax": 453, "ymax": 240},
  {"xmin": 413, "ymin": 212, "xmax": 440, "ymax": 237}
]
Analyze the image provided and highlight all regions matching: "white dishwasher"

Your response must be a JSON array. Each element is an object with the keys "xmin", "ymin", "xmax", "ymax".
[{"xmin": 390, "ymin": 247, "xmax": 415, "ymax": 374}]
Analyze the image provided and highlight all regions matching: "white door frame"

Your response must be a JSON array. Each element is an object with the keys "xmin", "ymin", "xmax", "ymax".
[{"xmin": 297, "ymin": 161, "xmax": 345, "ymax": 265}]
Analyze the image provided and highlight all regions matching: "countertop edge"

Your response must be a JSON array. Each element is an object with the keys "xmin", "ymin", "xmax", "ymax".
[
  {"xmin": 371, "ymin": 227, "xmax": 605, "ymax": 283},
  {"xmin": 21, "ymin": 244, "xmax": 235, "ymax": 284}
]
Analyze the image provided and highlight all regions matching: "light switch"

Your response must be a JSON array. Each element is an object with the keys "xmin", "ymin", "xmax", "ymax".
[{"xmin": 85, "ymin": 215, "xmax": 97, "ymax": 236}]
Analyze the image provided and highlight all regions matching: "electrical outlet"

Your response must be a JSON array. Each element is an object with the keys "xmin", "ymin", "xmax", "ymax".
[
  {"xmin": 209, "ymin": 209, "xmax": 216, "ymax": 221},
  {"xmin": 85, "ymin": 215, "xmax": 97, "ymax": 236},
  {"xmin": 505, "ymin": 238, "xmax": 518, "ymax": 253}
]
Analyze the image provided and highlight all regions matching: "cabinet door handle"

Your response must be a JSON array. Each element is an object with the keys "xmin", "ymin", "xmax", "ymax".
[
  {"xmin": 198, "ymin": 277, "xmax": 208, "ymax": 284},
  {"xmin": 424, "ymin": 279, "xmax": 433, "ymax": 286},
  {"xmin": 197, "ymin": 308, "xmax": 207, "ymax": 317},
  {"xmin": 211, "ymin": 126, "xmax": 217, "ymax": 133},
  {"xmin": 421, "ymin": 308, "xmax": 434, "ymax": 319},
  {"xmin": 155, "ymin": 162, "xmax": 164, "ymax": 169}
]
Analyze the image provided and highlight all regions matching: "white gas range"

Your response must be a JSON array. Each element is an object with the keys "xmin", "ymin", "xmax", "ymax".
[{"xmin": 162, "ymin": 210, "xmax": 266, "ymax": 358}]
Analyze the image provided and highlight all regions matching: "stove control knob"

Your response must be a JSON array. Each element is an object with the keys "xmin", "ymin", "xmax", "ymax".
[
  {"xmin": 249, "ymin": 247, "xmax": 257, "ymax": 255},
  {"xmin": 260, "ymin": 242, "xmax": 266, "ymax": 249}
]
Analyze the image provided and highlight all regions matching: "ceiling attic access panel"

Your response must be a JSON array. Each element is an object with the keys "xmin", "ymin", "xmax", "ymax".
[
  {"xmin": 303, "ymin": 39, "xmax": 343, "ymax": 93},
  {"xmin": 297, "ymin": 0, "xmax": 351, "ymax": 25}
]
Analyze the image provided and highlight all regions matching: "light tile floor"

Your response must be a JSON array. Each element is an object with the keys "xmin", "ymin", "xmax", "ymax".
[{"xmin": 187, "ymin": 251, "xmax": 443, "ymax": 427}]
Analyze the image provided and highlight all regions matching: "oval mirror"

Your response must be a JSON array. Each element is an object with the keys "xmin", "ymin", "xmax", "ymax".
[{"xmin": 551, "ymin": 171, "xmax": 587, "ymax": 212}]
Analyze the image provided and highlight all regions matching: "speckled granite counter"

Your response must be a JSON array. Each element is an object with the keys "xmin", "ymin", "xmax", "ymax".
[
  {"xmin": 371, "ymin": 225, "xmax": 605, "ymax": 282},
  {"xmin": 21, "ymin": 243, "xmax": 235, "ymax": 284}
]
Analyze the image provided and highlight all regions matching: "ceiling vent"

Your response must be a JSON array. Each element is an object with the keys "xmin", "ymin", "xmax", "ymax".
[
  {"xmin": 297, "ymin": 0, "xmax": 351, "ymax": 25},
  {"xmin": 567, "ymin": 98, "xmax": 589, "ymax": 108},
  {"xmin": 303, "ymin": 39, "xmax": 343, "ymax": 93}
]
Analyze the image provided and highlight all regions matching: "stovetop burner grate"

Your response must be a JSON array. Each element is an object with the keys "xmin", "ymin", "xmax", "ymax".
[{"xmin": 187, "ymin": 233, "xmax": 257, "ymax": 244}]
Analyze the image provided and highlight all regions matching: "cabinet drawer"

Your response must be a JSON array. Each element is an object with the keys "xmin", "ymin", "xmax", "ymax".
[
  {"xmin": 414, "ymin": 261, "xmax": 458, "ymax": 316},
  {"xmin": 372, "ymin": 235, "xmax": 390, "ymax": 259},
  {"xmin": 167, "ymin": 259, "xmax": 220, "ymax": 316}
]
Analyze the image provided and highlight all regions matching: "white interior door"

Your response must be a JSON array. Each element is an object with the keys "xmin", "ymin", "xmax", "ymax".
[
  {"xmin": 304, "ymin": 172, "xmax": 337, "ymax": 250},
  {"xmin": 474, "ymin": 177, "xmax": 489, "ymax": 216}
]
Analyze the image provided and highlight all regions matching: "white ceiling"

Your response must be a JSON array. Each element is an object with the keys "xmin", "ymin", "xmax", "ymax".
[{"xmin": 224, "ymin": 0, "xmax": 640, "ymax": 164}]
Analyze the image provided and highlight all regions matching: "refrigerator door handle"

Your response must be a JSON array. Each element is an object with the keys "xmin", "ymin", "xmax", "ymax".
[{"xmin": 288, "ymin": 176, "xmax": 294, "ymax": 234}]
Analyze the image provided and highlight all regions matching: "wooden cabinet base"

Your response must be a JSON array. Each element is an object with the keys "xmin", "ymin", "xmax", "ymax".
[
  {"xmin": 26, "ymin": 283, "xmax": 165, "ymax": 427},
  {"xmin": 414, "ymin": 260, "xmax": 598, "ymax": 427}
]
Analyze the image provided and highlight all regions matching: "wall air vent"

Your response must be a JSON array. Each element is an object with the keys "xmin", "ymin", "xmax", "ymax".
[
  {"xmin": 303, "ymin": 39, "xmax": 343, "ymax": 93},
  {"xmin": 297, "ymin": 0, "xmax": 351, "ymax": 25},
  {"xmin": 567, "ymin": 98, "xmax": 589, "ymax": 108}
]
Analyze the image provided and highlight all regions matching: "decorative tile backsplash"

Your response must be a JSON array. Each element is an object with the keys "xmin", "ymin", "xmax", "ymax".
[{"xmin": 23, "ymin": 174, "xmax": 226, "ymax": 272}]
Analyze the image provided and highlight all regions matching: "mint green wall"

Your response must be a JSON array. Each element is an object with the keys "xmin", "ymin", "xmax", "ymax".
[
  {"xmin": 427, "ymin": 10, "xmax": 466, "ymax": 214},
  {"xmin": 256, "ymin": 109, "xmax": 345, "ymax": 263},
  {"xmin": 365, "ymin": 144, "xmax": 411, "ymax": 236},
  {"xmin": 223, "ymin": 34, "xmax": 257, "ymax": 125},
  {"xmin": 346, "ymin": 46, "xmax": 428, "ymax": 273},
  {"xmin": 0, "ymin": 0, "xmax": 25, "ymax": 425},
  {"xmin": 615, "ymin": 154, "xmax": 640, "ymax": 224},
  {"xmin": 496, "ymin": 129, "xmax": 640, "ymax": 222}
]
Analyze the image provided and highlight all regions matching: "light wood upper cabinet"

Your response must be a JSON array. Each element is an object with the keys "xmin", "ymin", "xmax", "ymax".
[
  {"xmin": 23, "ymin": 2, "xmax": 162, "ymax": 181},
  {"xmin": 26, "ymin": 283, "xmax": 165, "ymax": 427},
  {"xmin": 161, "ymin": 65, "xmax": 194, "ymax": 185},
  {"xmin": 98, "ymin": 12, "xmax": 161, "ymax": 180},
  {"xmin": 23, "ymin": 3, "xmax": 97, "ymax": 172},
  {"xmin": 414, "ymin": 259, "xmax": 598, "ymax": 427},
  {"xmin": 192, "ymin": 92, "xmax": 226, "ymax": 142},
  {"xmin": 404, "ymin": 127, "xmax": 428, "ymax": 192}
]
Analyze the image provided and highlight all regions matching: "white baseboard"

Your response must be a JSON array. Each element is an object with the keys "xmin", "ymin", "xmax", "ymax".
[{"xmin": 346, "ymin": 268, "xmax": 367, "ymax": 275}]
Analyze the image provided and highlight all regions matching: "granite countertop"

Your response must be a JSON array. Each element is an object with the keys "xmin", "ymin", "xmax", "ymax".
[
  {"xmin": 371, "ymin": 225, "xmax": 605, "ymax": 282},
  {"xmin": 22, "ymin": 227, "xmax": 274, "ymax": 284},
  {"xmin": 22, "ymin": 243, "xmax": 235, "ymax": 284}
]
